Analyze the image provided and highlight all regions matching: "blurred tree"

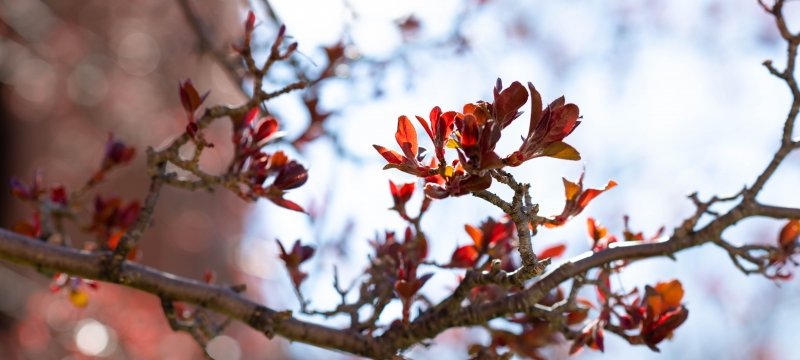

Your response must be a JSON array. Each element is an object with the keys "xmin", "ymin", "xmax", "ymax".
[{"xmin": 0, "ymin": 0, "xmax": 799, "ymax": 360}]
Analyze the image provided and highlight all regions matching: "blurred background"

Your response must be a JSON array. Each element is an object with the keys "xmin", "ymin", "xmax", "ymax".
[{"xmin": 1, "ymin": 0, "xmax": 799, "ymax": 359}]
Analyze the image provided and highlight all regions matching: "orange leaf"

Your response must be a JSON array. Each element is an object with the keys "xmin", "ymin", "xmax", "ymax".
[
  {"xmin": 646, "ymin": 294, "xmax": 664, "ymax": 318},
  {"xmin": 538, "ymin": 243, "xmax": 566, "ymax": 259},
  {"xmin": 464, "ymin": 224, "xmax": 483, "ymax": 248},
  {"xmin": 586, "ymin": 218, "xmax": 608, "ymax": 241},
  {"xmin": 577, "ymin": 180, "xmax": 617, "ymax": 208},
  {"xmin": 654, "ymin": 279, "xmax": 684, "ymax": 308},
  {"xmin": 373, "ymin": 145, "xmax": 405, "ymax": 165},
  {"xmin": 566, "ymin": 308, "xmax": 589, "ymax": 325},
  {"xmin": 778, "ymin": 219, "xmax": 800, "ymax": 248},
  {"xmin": 563, "ymin": 178, "xmax": 581, "ymax": 201}
]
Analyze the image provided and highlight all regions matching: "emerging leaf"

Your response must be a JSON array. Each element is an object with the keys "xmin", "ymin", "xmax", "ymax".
[{"xmin": 537, "ymin": 243, "xmax": 566, "ymax": 259}]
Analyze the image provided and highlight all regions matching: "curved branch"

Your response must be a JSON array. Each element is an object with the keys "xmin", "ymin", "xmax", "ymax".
[
  {"xmin": 0, "ymin": 228, "xmax": 381, "ymax": 358},
  {"xmin": 377, "ymin": 201, "xmax": 799, "ymax": 354}
]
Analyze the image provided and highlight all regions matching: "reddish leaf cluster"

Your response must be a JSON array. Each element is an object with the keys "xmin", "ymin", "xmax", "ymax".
[
  {"xmin": 587, "ymin": 217, "xmax": 664, "ymax": 254},
  {"xmin": 93, "ymin": 133, "xmax": 136, "ymax": 183},
  {"xmin": 245, "ymin": 150, "xmax": 308, "ymax": 212},
  {"xmin": 230, "ymin": 108, "xmax": 308, "ymax": 212},
  {"xmin": 587, "ymin": 218, "xmax": 617, "ymax": 252},
  {"xmin": 423, "ymin": 159, "xmax": 492, "ymax": 199},
  {"xmin": 570, "ymin": 319, "xmax": 606, "ymax": 355},
  {"xmin": 277, "ymin": 239, "xmax": 315, "ymax": 288},
  {"xmin": 90, "ymin": 196, "xmax": 140, "ymax": 256},
  {"xmin": 369, "ymin": 214, "xmax": 431, "ymax": 324},
  {"xmin": 572, "ymin": 279, "xmax": 689, "ymax": 354},
  {"xmin": 449, "ymin": 217, "xmax": 515, "ymax": 269},
  {"xmin": 388, "ymin": 180, "xmax": 415, "ymax": 218},
  {"xmin": 374, "ymin": 79, "xmax": 594, "ymax": 201},
  {"xmin": 768, "ymin": 219, "xmax": 800, "ymax": 279},
  {"xmin": 394, "ymin": 258, "xmax": 433, "ymax": 324},
  {"xmin": 628, "ymin": 280, "xmax": 689, "ymax": 351},
  {"xmin": 549, "ymin": 173, "xmax": 616, "ymax": 227},
  {"xmin": 506, "ymin": 82, "xmax": 582, "ymax": 165},
  {"xmin": 486, "ymin": 289, "xmax": 589, "ymax": 359},
  {"xmin": 10, "ymin": 172, "xmax": 72, "ymax": 239},
  {"xmin": 374, "ymin": 116, "xmax": 432, "ymax": 177}
]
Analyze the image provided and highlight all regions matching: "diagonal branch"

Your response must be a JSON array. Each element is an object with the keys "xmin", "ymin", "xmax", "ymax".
[{"xmin": 0, "ymin": 227, "xmax": 382, "ymax": 358}]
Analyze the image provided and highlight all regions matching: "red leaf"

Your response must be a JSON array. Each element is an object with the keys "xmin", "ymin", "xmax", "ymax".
[
  {"xmin": 273, "ymin": 161, "xmax": 308, "ymax": 190},
  {"xmin": 271, "ymin": 196, "xmax": 305, "ymax": 212},
  {"xmin": 389, "ymin": 180, "xmax": 415, "ymax": 205},
  {"xmin": 450, "ymin": 245, "xmax": 479, "ymax": 268},
  {"xmin": 277, "ymin": 239, "xmax": 315, "ymax": 267},
  {"xmin": 245, "ymin": 10, "xmax": 256, "ymax": 33},
  {"xmin": 593, "ymin": 325, "xmax": 605, "ymax": 352},
  {"xmin": 254, "ymin": 117, "xmax": 280, "ymax": 143},
  {"xmin": 178, "ymin": 79, "xmax": 208, "ymax": 114},
  {"xmin": 395, "ymin": 116, "xmax": 419, "ymax": 160},
  {"xmin": 242, "ymin": 107, "xmax": 259, "ymax": 128},
  {"xmin": 587, "ymin": 218, "xmax": 608, "ymax": 241},
  {"xmin": 566, "ymin": 308, "xmax": 589, "ymax": 325},
  {"xmin": 642, "ymin": 306, "xmax": 689, "ymax": 349},
  {"xmin": 578, "ymin": 180, "xmax": 617, "ymax": 208},
  {"xmin": 373, "ymin": 145, "xmax": 405, "ymax": 165},
  {"xmin": 493, "ymin": 80, "xmax": 528, "ymax": 128},
  {"xmin": 460, "ymin": 114, "xmax": 480, "ymax": 148},
  {"xmin": 527, "ymin": 82, "xmax": 543, "ymax": 136},
  {"xmin": 415, "ymin": 115, "xmax": 434, "ymax": 142},
  {"xmin": 537, "ymin": 243, "xmax": 566, "ymax": 259}
]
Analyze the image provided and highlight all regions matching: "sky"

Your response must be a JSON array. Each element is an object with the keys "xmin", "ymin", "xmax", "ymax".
[{"xmin": 234, "ymin": 0, "xmax": 800, "ymax": 359}]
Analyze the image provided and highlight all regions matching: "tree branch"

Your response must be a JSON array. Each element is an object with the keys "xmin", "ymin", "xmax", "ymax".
[{"xmin": 0, "ymin": 227, "xmax": 382, "ymax": 358}]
